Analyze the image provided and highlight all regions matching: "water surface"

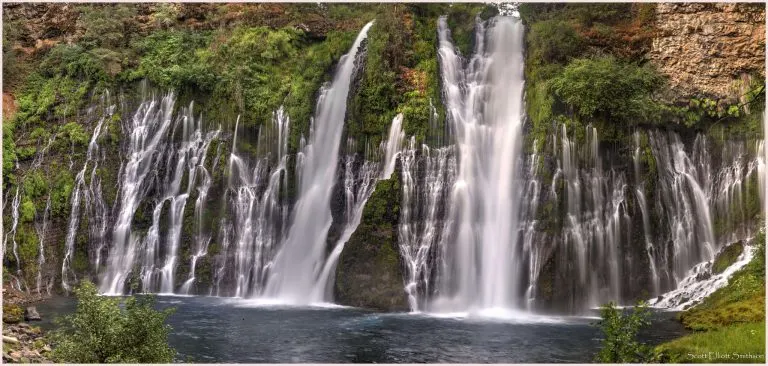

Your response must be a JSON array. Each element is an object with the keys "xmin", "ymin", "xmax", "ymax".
[{"xmin": 36, "ymin": 295, "xmax": 687, "ymax": 363}]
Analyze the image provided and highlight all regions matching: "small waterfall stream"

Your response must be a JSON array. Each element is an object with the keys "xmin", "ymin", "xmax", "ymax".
[
  {"xmin": 263, "ymin": 21, "xmax": 374, "ymax": 303},
  {"xmin": 100, "ymin": 92, "xmax": 177, "ymax": 294},
  {"xmin": 62, "ymin": 95, "xmax": 114, "ymax": 291}
]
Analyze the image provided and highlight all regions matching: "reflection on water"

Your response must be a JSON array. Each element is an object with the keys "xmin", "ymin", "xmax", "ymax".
[{"xmin": 35, "ymin": 295, "xmax": 686, "ymax": 363}]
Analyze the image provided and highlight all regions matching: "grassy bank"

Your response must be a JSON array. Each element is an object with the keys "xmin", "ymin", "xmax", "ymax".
[{"xmin": 656, "ymin": 231, "xmax": 766, "ymax": 363}]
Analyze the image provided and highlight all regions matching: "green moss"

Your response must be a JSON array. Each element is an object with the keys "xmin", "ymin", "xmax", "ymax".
[
  {"xmin": 20, "ymin": 197, "xmax": 35, "ymax": 223},
  {"xmin": 16, "ymin": 225, "xmax": 39, "ymax": 273},
  {"xmin": 50, "ymin": 167, "xmax": 75, "ymax": 218},
  {"xmin": 22, "ymin": 169, "xmax": 48, "ymax": 200},
  {"xmin": 58, "ymin": 122, "xmax": 91, "ymax": 147},
  {"xmin": 2, "ymin": 304, "xmax": 24, "ymax": 324}
]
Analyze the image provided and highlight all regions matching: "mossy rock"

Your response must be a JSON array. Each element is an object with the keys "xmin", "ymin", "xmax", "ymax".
[
  {"xmin": 712, "ymin": 241, "xmax": 744, "ymax": 274},
  {"xmin": 334, "ymin": 177, "xmax": 408, "ymax": 311},
  {"xmin": 3, "ymin": 304, "xmax": 24, "ymax": 324}
]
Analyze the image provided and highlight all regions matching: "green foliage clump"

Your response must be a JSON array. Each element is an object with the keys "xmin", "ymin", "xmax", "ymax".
[
  {"xmin": 594, "ymin": 301, "xmax": 654, "ymax": 363},
  {"xmin": 552, "ymin": 56, "xmax": 665, "ymax": 124},
  {"xmin": 2, "ymin": 122, "xmax": 18, "ymax": 183},
  {"xmin": 20, "ymin": 197, "xmax": 36, "ymax": 223},
  {"xmin": 50, "ymin": 168, "xmax": 75, "ymax": 217},
  {"xmin": 2, "ymin": 304, "xmax": 24, "ymax": 324},
  {"xmin": 129, "ymin": 31, "xmax": 215, "ymax": 90},
  {"xmin": 527, "ymin": 20, "xmax": 583, "ymax": 67},
  {"xmin": 23, "ymin": 169, "xmax": 48, "ymax": 199},
  {"xmin": 16, "ymin": 225, "xmax": 39, "ymax": 268},
  {"xmin": 49, "ymin": 281, "xmax": 176, "ymax": 363},
  {"xmin": 77, "ymin": 4, "xmax": 139, "ymax": 50},
  {"xmin": 58, "ymin": 122, "xmax": 90, "ymax": 147}
]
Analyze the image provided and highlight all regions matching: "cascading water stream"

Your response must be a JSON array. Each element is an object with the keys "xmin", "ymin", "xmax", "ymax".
[
  {"xmin": 398, "ymin": 138, "xmax": 455, "ymax": 311},
  {"xmin": 3, "ymin": 187, "xmax": 22, "ymax": 291},
  {"xmin": 34, "ymin": 197, "xmax": 51, "ymax": 294},
  {"xmin": 214, "ymin": 108, "xmax": 291, "ymax": 298},
  {"xmin": 381, "ymin": 113, "xmax": 405, "ymax": 179},
  {"xmin": 311, "ymin": 113, "xmax": 406, "ymax": 302},
  {"xmin": 100, "ymin": 92, "xmax": 176, "ymax": 295},
  {"xmin": 180, "ymin": 140, "xmax": 222, "ymax": 294},
  {"xmin": 263, "ymin": 21, "xmax": 374, "ymax": 303},
  {"xmin": 62, "ymin": 96, "xmax": 114, "ymax": 291},
  {"xmin": 157, "ymin": 105, "xmax": 220, "ymax": 294},
  {"xmin": 432, "ymin": 15, "xmax": 526, "ymax": 312},
  {"xmin": 649, "ymin": 132, "xmax": 716, "ymax": 286}
]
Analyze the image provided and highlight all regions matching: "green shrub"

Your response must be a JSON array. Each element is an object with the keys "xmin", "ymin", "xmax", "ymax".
[
  {"xmin": 129, "ymin": 30, "xmax": 215, "ymax": 89},
  {"xmin": 2, "ymin": 122, "xmax": 17, "ymax": 183},
  {"xmin": 58, "ymin": 122, "xmax": 90, "ymax": 147},
  {"xmin": 77, "ymin": 4, "xmax": 138, "ymax": 49},
  {"xmin": 594, "ymin": 301, "xmax": 654, "ymax": 363},
  {"xmin": 552, "ymin": 56, "xmax": 665, "ymax": 123},
  {"xmin": 49, "ymin": 281, "xmax": 176, "ymax": 363},
  {"xmin": 527, "ymin": 20, "xmax": 584, "ymax": 66}
]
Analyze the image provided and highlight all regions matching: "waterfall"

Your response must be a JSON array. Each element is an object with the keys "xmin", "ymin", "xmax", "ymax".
[
  {"xmin": 649, "ymin": 132, "xmax": 715, "ymax": 287},
  {"xmin": 179, "ymin": 139, "xmax": 221, "ymax": 294},
  {"xmin": 310, "ymin": 149, "xmax": 380, "ymax": 302},
  {"xmin": 521, "ymin": 141, "xmax": 544, "ymax": 311},
  {"xmin": 381, "ymin": 113, "xmax": 405, "ymax": 179},
  {"xmin": 555, "ymin": 124, "xmax": 628, "ymax": 310},
  {"xmin": 398, "ymin": 138, "xmax": 456, "ymax": 311},
  {"xmin": 263, "ymin": 21, "xmax": 374, "ymax": 303},
  {"xmin": 648, "ymin": 129, "xmax": 762, "ymax": 309},
  {"xmin": 62, "ymin": 95, "xmax": 114, "ymax": 292},
  {"xmin": 100, "ymin": 92, "xmax": 176, "ymax": 295},
  {"xmin": 4, "ymin": 186, "xmax": 21, "ymax": 290},
  {"xmin": 634, "ymin": 131, "xmax": 659, "ymax": 295},
  {"xmin": 432, "ymin": 15, "xmax": 526, "ymax": 312},
  {"xmin": 156, "ymin": 104, "xmax": 220, "ymax": 294},
  {"xmin": 311, "ymin": 113, "xmax": 407, "ymax": 302},
  {"xmin": 214, "ymin": 109, "xmax": 291, "ymax": 298},
  {"xmin": 34, "ymin": 197, "xmax": 51, "ymax": 294}
]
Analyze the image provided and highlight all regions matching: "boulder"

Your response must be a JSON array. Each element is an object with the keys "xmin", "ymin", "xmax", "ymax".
[{"xmin": 24, "ymin": 307, "xmax": 41, "ymax": 321}]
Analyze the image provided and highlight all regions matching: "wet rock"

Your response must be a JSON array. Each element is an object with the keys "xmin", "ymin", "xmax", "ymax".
[
  {"xmin": 695, "ymin": 271, "xmax": 711, "ymax": 281},
  {"xmin": 24, "ymin": 307, "xmax": 41, "ymax": 321}
]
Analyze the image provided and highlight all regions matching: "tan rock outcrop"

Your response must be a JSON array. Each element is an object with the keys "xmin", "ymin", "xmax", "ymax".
[{"xmin": 650, "ymin": 3, "xmax": 765, "ymax": 102}]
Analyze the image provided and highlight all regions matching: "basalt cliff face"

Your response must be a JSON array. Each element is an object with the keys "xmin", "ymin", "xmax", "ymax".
[
  {"xmin": 650, "ymin": 3, "xmax": 765, "ymax": 103},
  {"xmin": 2, "ymin": 3, "xmax": 765, "ymax": 315}
]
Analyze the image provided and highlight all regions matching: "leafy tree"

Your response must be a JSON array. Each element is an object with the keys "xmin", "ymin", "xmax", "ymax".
[
  {"xmin": 49, "ymin": 281, "xmax": 176, "ymax": 363},
  {"xmin": 594, "ymin": 301, "xmax": 654, "ymax": 363}
]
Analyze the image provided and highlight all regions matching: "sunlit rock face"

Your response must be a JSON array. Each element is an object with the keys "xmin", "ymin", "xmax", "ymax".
[{"xmin": 650, "ymin": 3, "xmax": 765, "ymax": 102}]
